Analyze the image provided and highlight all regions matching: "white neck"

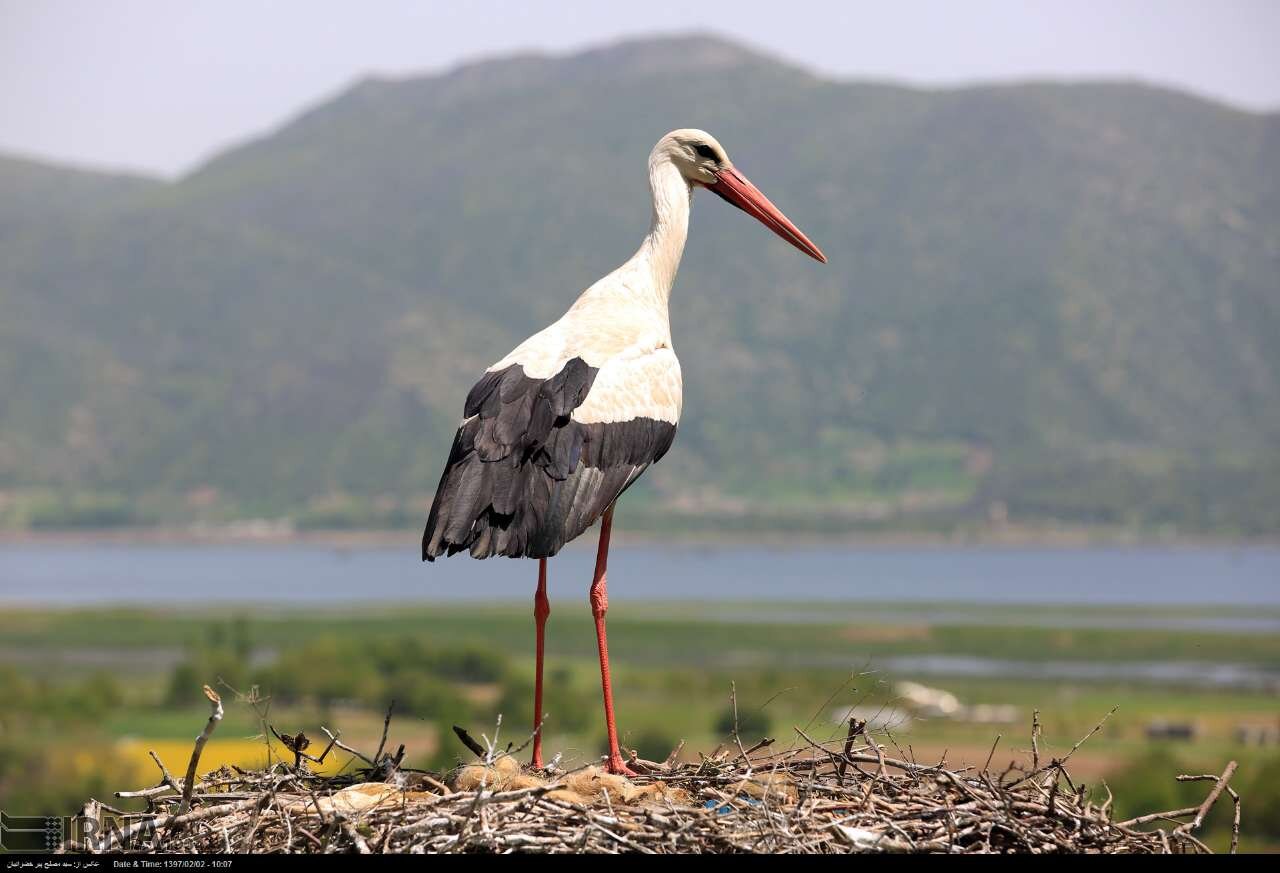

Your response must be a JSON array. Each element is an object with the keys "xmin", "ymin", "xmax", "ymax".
[
  {"xmin": 572, "ymin": 154, "xmax": 690, "ymax": 321},
  {"xmin": 631, "ymin": 156, "xmax": 691, "ymax": 306}
]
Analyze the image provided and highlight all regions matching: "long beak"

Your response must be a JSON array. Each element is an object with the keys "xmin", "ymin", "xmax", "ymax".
[{"xmin": 707, "ymin": 167, "xmax": 827, "ymax": 263}]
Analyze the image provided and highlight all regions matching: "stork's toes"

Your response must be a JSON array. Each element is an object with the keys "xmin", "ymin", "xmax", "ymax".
[{"xmin": 604, "ymin": 755, "xmax": 639, "ymax": 778}]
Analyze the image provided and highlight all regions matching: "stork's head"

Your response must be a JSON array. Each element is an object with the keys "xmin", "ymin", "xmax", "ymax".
[{"xmin": 653, "ymin": 128, "xmax": 827, "ymax": 263}]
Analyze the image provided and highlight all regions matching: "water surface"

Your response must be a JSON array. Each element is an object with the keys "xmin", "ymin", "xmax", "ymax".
[{"xmin": 1, "ymin": 543, "xmax": 1275, "ymax": 623}]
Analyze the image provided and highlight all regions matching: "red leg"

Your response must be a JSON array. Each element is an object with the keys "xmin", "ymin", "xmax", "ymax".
[
  {"xmin": 531, "ymin": 557, "xmax": 549, "ymax": 769},
  {"xmin": 589, "ymin": 504, "xmax": 636, "ymax": 776}
]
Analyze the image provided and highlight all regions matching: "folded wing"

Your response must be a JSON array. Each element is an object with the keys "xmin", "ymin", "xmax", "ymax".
[{"xmin": 422, "ymin": 348, "xmax": 681, "ymax": 560}]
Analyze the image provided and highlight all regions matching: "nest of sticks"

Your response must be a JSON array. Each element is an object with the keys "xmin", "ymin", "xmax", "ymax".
[{"xmin": 65, "ymin": 689, "xmax": 1241, "ymax": 854}]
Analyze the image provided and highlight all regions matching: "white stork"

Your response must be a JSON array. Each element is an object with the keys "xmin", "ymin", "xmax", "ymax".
[{"xmin": 422, "ymin": 129, "xmax": 825, "ymax": 774}]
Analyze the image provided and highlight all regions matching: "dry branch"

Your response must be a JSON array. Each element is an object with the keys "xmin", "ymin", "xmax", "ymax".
[{"xmin": 176, "ymin": 685, "xmax": 223, "ymax": 816}]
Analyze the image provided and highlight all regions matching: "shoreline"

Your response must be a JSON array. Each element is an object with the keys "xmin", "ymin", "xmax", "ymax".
[{"xmin": 0, "ymin": 525, "xmax": 1274, "ymax": 550}]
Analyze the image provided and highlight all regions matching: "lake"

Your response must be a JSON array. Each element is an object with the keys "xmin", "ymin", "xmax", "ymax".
[{"xmin": 1, "ymin": 542, "xmax": 1276, "ymax": 625}]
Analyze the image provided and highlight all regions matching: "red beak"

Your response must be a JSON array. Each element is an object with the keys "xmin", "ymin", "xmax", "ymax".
[{"xmin": 707, "ymin": 167, "xmax": 827, "ymax": 263}]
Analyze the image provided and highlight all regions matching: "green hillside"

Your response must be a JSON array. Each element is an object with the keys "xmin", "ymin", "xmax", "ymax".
[{"xmin": 1, "ymin": 36, "xmax": 1277, "ymax": 534}]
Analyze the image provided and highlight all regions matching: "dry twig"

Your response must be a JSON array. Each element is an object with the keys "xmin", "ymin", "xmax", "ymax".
[{"xmin": 176, "ymin": 685, "xmax": 223, "ymax": 816}]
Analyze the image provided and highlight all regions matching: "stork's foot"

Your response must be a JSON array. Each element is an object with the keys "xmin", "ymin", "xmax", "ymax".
[{"xmin": 604, "ymin": 755, "xmax": 638, "ymax": 777}]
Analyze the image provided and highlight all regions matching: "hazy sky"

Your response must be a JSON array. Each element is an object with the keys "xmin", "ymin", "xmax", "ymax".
[{"xmin": 3, "ymin": 0, "xmax": 1277, "ymax": 177}]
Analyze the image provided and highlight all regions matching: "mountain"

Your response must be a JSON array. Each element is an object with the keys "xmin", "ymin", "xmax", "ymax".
[{"xmin": 1, "ymin": 35, "xmax": 1277, "ymax": 534}]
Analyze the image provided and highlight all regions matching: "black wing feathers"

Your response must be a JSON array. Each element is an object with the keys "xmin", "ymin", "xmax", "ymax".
[{"xmin": 422, "ymin": 358, "xmax": 677, "ymax": 561}]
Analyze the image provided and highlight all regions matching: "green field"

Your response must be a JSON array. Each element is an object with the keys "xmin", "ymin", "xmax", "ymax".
[{"xmin": 2, "ymin": 602, "xmax": 1277, "ymax": 852}]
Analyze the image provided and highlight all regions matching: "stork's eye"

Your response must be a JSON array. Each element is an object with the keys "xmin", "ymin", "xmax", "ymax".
[{"xmin": 694, "ymin": 144, "xmax": 718, "ymax": 161}]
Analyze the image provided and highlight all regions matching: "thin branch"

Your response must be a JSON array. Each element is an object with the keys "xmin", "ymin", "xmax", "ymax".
[
  {"xmin": 1175, "ymin": 760, "xmax": 1238, "ymax": 834},
  {"xmin": 374, "ymin": 699, "xmax": 395, "ymax": 764},
  {"xmin": 175, "ymin": 685, "xmax": 223, "ymax": 817},
  {"xmin": 148, "ymin": 750, "xmax": 181, "ymax": 795},
  {"xmin": 318, "ymin": 726, "xmax": 376, "ymax": 768},
  {"xmin": 982, "ymin": 734, "xmax": 1001, "ymax": 773},
  {"xmin": 1030, "ymin": 709, "xmax": 1041, "ymax": 771},
  {"xmin": 452, "ymin": 725, "xmax": 487, "ymax": 758}
]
